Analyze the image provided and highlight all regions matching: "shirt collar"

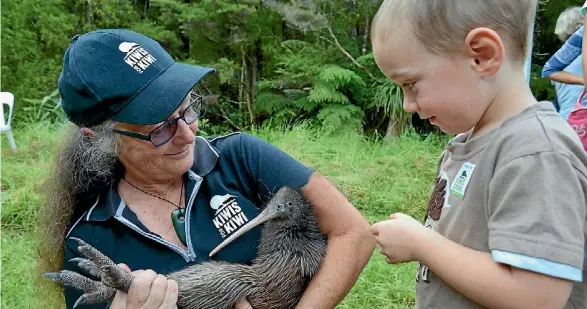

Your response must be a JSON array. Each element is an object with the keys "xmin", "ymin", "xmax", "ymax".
[{"xmin": 84, "ymin": 136, "xmax": 219, "ymax": 222}]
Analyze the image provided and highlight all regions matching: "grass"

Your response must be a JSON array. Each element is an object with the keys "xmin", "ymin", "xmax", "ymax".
[{"xmin": 1, "ymin": 122, "xmax": 446, "ymax": 309}]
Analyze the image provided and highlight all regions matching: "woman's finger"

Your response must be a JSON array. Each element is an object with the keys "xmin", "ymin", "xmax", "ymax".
[
  {"xmin": 117, "ymin": 263, "xmax": 131, "ymax": 272},
  {"xmin": 126, "ymin": 269, "xmax": 157, "ymax": 308},
  {"xmin": 108, "ymin": 290, "xmax": 128, "ymax": 309},
  {"xmin": 159, "ymin": 279, "xmax": 179, "ymax": 309},
  {"xmin": 142, "ymin": 274, "xmax": 168, "ymax": 308},
  {"xmin": 234, "ymin": 298, "xmax": 253, "ymax": 309}
]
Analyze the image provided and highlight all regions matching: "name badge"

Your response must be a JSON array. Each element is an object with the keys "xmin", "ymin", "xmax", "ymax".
[{"xmin": 450, "ymin": 162, "xmax": 476, "ymax": 199}]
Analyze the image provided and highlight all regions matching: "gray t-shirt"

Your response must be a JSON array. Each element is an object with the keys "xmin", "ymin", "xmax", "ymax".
[{"xmin": 415, "ymin": 101, "xmax": 587, "ymax": 309}]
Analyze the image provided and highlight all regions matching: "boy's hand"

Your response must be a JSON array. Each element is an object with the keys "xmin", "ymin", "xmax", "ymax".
[{"xmin": 370, "ymin": 213, "xmax": 428, "ymax": 264}]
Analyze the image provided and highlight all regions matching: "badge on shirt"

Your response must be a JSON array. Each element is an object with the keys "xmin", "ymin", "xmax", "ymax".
[{"xmin": 450, "ymin": 162, "xmax": 476, "ymax": 199}]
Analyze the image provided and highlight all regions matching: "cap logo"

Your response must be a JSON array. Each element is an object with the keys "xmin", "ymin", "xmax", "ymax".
[{"xmin": 119, "ymin": 42, "xmax": 156, "ymax": 73}]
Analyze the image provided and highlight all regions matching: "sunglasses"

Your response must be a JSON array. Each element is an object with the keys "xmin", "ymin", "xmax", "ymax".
[{"xmin": 113, "ymin": 92, "xmax": 205, "ymax": 147}]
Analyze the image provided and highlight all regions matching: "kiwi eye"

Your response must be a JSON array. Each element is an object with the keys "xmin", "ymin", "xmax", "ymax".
[
  {"xmin": 277, "ymin": 204, "xmax": 284, "ymax": 210},
  {"xmin": 287, "ymin": 202, "xmax": 293, "ymax": 207}
]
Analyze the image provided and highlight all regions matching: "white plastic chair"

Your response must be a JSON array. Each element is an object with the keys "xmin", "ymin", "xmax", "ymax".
[{"xmin": 1, "ymin": 92, "xmax": 16, "ymax": 152}]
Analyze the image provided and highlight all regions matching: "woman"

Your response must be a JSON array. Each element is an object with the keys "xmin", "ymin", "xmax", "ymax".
[
  {"xmin": 37, "ymin": 29, "xmax": 375, "ymax": 309},
  {"xmin": 542, "ymin": 6, "xmax": 585, "ymax": 120}
]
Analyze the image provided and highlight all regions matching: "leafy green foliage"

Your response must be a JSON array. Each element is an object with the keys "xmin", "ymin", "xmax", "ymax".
[
  {"xmin": 318, "ymin": 65, "xmax": 366, "ymax": 91},
  {"xmin": 317, "ymin": 103, "xmax": 364, "ymax": 133},
  {"xmin": 1, "ymin": 0, "xmax": 565, "ymax": 134},
  {"xmin": 259, "ymin": 60, "xmax": 366, "ymax": 133},
  {"xmin": 308, "ymin": 83, "xmax": 350, "ymax": 104},
  {"xmin": 22, "ymin": 89, "xmax": 66, "ymax": 123},
  {"xmin": 256, "ymin": 92, "xmax": 294, "ymax": 113}
]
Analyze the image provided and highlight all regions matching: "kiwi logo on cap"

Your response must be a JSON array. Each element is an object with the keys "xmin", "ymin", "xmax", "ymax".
[{"xmin": 118, "ymin": 41, "xmax": 157, "ymax": 73}]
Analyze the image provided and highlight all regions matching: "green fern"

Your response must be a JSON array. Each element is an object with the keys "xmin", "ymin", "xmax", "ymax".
[
  {"xmin": 308, "ymin": 83, "xmax": 349, "ymax": 104},
  {"xmin": 317, "ymin": 65, "xmax": 366, "ymax": 89},
  {"xmin": 255, "ymin": 92, "xmax": 293, "ymax": 113},
  {"xmin": 317, "ymin": 104, "xmax": 363, "ymax": 133},
  {"xmin": 283, "ymin": 89, "xmax": 308, "ymax": 101},
  {"xmin": 295, "ymin": 96, "xmax": 320, "ymax": 112},
  {"xmin": 255, "ymin": 92, "xmax": 293, "ymax": 114}
]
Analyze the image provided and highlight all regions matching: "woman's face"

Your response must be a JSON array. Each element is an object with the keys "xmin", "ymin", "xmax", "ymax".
[{"xmin": 116, "ymin": 94, "xmax": 198, "ymax": 182}]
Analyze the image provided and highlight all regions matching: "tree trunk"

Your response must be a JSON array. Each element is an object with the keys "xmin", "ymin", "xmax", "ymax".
[
  {"xmin": 250, "ymin": 39, "xmax": 262, "ymax": 113},
  {"xmin": 241, "ymin": 44, "xmax": 255, "ymax": 125},
  {"xmin": 143, "ymin": 0, "xmax": 149, "ymax": 19},
  {"xmin": 239, "ymin": 44, "xmax": 246, "ymax": 113},
  {"xmin": 86, "ymin": 0, "xmax": 93, "ymax": 25},
  {"xmin": 383, "ymin": 116, "xmax": 401, "ymax": 142},
  {"xmin": 362, "ymin": 15, "xmax": 370, "ymax": 56}
]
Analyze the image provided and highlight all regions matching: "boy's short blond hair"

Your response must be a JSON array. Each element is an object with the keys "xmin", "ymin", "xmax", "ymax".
[{"xmin": 372, "ymin": 0, "xmax": 538, "ymax": 63}]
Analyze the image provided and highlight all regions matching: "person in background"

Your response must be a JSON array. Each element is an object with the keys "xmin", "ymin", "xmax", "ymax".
[{"xmin": 542, "ymin": 6, "xmax": 584, "ymax": 121}]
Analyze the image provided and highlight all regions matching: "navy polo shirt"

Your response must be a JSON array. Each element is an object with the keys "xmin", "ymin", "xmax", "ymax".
[{"xmin": 62, "ymin": 132, "xmax": 314, "ymax": 309}]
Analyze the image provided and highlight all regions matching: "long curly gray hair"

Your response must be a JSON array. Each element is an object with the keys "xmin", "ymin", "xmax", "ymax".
[{"xmin": 36, "ymin": 120, "xmax": 123, "ymax": 305}]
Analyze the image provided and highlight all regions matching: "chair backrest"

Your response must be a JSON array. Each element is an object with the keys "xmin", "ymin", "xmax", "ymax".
[{"xmin": 0, "ymin": 92, "xmax": 15, "ymax": 128}]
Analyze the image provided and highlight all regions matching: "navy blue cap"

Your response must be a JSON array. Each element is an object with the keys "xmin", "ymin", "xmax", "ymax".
[{"xmin": 58, "ymin": 29, "xmax": 215, "ymax": 127}]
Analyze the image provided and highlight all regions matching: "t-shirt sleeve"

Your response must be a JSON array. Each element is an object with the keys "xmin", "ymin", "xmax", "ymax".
[
  {"xmin": 238, "ymin": 132, "xmax": 315, "ymax": 201},
  {"xmin": 582, "ymin": 1, "xmax": 587, "ymax": 16},
  {"xmin": 541, "ymin": 27, "xmax": 583, "ymax": 78},
  {"xmin": 486, "ymin": 152, "xmax": 586, "ymax": 279},
  {"xmin": 491, "ymin": 250, "xmax": 582, "ymax": 282}
]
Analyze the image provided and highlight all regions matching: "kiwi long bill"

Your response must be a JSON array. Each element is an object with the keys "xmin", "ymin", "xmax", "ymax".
[{"xmin": 209, "ymin": 210, "xmax": 280, "ymax": 257}]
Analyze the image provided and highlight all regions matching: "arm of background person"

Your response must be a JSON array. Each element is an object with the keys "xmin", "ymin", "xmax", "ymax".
[
  {"xmin": 543, "ymin": 26, "xmax": 584, "ymax": 85},
  {"xmin": 296, "ymin": 173, "xmax": 375, "ymax": 309},
  {"xmin": 547, "ymin": 72, "xmax": 584, "ymax": 85}
]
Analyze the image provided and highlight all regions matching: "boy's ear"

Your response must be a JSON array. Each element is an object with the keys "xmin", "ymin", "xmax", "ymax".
[{"xmin": 463, "ymin": 27, "xmax": 504, "ymax": 77}]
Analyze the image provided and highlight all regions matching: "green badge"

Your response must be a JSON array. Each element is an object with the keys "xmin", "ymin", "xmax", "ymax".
[{"xmin": 450, "ymin": 162, "xmax": 476, "ymax": 199}]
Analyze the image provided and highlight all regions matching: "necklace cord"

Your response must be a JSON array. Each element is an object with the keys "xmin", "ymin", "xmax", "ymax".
[{"xmin": 122, "ymin": 177, "xmax": 184, "ymax": 211}]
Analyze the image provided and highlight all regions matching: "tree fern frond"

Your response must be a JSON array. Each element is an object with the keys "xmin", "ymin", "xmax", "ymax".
[
  {"xmin": 255, "ymin": 92, "xmax": 293, "ymax": 113},
  {"xmin": 356, "ymin": 53, "xmax": 375, "ymax": 66},
  {"xmin": 317, "ymin": 65, "xmax": 366, "ymax": 89},
  {"xmin": 308, "ymin": 83, "xmax": 349, "ymax": 104},
  {"xmin": 295, "ymin": 96, "xmax": 319, "ymax": 112},
  {"xmin": 317, "ymin": 103, "xmax": 363, "ymax": 132},
  {"xmin": 283, "ymin": 89, "xmax": 308, "ymax": 100}
]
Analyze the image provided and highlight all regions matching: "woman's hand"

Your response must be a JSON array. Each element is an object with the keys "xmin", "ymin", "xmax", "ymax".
[{"xmin": 109, "ymin": 264, "xmax": 178, "ymax": 309}]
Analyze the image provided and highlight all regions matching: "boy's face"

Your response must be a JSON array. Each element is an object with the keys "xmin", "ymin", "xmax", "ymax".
[{"xmin": 373, "ymin": 30, "xmax": 492, "ymax": 135}]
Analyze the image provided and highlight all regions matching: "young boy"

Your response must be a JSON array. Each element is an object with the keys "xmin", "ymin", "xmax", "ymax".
[{"xmin": 369, "ymin": 1, "xmax": 587, "ymax": 308}]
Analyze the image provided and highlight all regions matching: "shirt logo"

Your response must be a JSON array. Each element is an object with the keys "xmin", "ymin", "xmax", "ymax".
[
  {"xmin": 118, "ymin": 42, "xmax": 156, "ymax": 73},
  {"xmin": 418, "ymin": 170, "xmax": 451, "ymax": 284},
  {"xmin": 210, "ymin": 194, "xmax": 249, "ymax": 238}
]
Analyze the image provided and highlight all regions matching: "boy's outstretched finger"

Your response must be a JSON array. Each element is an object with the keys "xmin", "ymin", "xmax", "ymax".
[
  {"xmin": 160, "ymin": 279, "xmax": 179, "ymax": 309},
  {"xmin": 370, "ymin": 222, "xmax": 382, "ymax": 236}
]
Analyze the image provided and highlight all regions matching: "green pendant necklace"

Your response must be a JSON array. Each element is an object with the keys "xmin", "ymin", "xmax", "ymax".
[{"xmin": 122, "ymin": 177, "xmax": 187, "ymax": 246}]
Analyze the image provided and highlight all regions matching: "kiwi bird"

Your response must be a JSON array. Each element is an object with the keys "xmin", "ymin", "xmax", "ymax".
[{"xmin": 44, "ymin": 186, "xmax": 327, "ymax": 309}]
